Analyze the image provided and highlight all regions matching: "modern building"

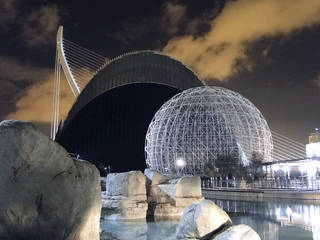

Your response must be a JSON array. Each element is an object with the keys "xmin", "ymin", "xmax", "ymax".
[
  {"xmin": 55, "ymin": 51, "xmax": 202, "ymax": 172},
  {"xmin": 265, "ymin": 129, "xmax": 320, "ymax": 179},
  {"xmin": 145, "ymin": 86, "xmax": 273, "ymax": 176},
  {"xmin": 306, "ymin": 128, "xmax": 320, "ymax": 159}
]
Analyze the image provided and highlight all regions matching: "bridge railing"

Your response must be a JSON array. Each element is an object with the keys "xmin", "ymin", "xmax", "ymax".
[{"xmin": 201, "ymin": 177, "xmax": 320, "ymax": 191}]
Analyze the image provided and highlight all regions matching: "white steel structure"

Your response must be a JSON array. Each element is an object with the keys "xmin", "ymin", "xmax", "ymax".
[
  {"xmin": 51, "ymin": 26, "xmax": 108, "ymax": 139},
  {"xmin": 51, "ymin": 26, "xmax": 307, "ymax": 167},
  {"xmin": 145, "ymin": 86, "xmax": 273, "ymax": 176}
]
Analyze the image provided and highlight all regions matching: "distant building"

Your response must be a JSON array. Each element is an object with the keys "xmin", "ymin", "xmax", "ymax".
[
  {"xmin": 306, "ymin": 128, "xmax": 320, "ymax": 159},
  {"xmin": 264, "ymin": 128, "xmax": 320, "ymax": 181}
]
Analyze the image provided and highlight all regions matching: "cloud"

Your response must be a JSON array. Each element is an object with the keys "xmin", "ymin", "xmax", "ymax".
[
  {"xmin": 1, "ymin": 56, "xmax": 74, "ymax": 136},
  {"xmin": 0, "ymin": 1, "xmax": 61, "ymax": 47},
  {"xmin": 22, "ymin": 5, "xmax": 60, "ymax": 46},
  {"xmin": 162, "ymin": 0, "xmax": 320, "ymax": 81},
  {"xmin": 315, "ymin": 74, "xmax": 320, "ymax": 88},
  {"xmin": 161, "ymin": 2, "xmax": 186, "ymax": 36},
  {"xmin": 0, "ymin": 0, "xmax": 17, "ymax": 30},
  {"xmin": 0, "ymin": 56, "xmax": 73, "ymax": 126},
  {"xmin": 0, "ymin": 56, "xmax": 51, "ymax": 105},
  {"xmin": 7, "ymin": 73, "xmax": 74, "ymax": 124},
  {"xmin": 0, "ymin": 56, "xmax": 50, "ymax": 83}
]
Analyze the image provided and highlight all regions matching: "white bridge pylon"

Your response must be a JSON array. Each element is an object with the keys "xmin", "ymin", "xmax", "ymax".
[
  {"xmin": 51, "ymin": 26, "xmax": 109, "ymax": 139},
  {"xmin": 51, "ymin": 26, "xmax": 307, "ymax": 162}
]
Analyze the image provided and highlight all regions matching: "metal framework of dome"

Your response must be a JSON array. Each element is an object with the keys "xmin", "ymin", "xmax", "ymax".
[{"xmin": 145, "ymin": 86, "xmax": 273, "ymax": 176}]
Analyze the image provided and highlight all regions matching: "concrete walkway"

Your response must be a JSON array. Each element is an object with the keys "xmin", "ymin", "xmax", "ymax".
[{"xmin": 202, "ymin": 188, "xmax": 320, "ymax": 202}]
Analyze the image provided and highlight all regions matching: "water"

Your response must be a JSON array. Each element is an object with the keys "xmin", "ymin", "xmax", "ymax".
[
  {"xmin": 212, "ymin": 198, "xmax": 320, "ymax": 240},
  {"xmin": 100, "ymin": 198, "xmax": 320, "ymax": 240}
]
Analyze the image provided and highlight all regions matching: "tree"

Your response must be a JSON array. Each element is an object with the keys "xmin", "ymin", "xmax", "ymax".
[
  {"xmin": 203, "ymin": 162, "xmax": 217, "ymax": 178},
  {"xmin": 246, "ymin": 152, "xmax": 265, "ymax": 181},
  {"xmin": 214, "ymin": 155, "xmax": 247, "ymax": 179}
]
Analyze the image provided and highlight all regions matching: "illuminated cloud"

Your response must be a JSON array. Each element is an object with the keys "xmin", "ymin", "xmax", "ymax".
[
  {"xmin": 7, "ymin": 74, "xmax": 74, "ymax": 124},
  {"xmin": 0, "ymin": 1, "xmax": 61, "ymax": 46},
  {"xmin": 0, "ymin": 56, "xmax": 50, "ymax": 105},
  {"xmin": 22, "ymin": 5, "xmax": 60, "ymax": 46},
  {"xmin": 162, "ymin": 0, "xmax": 320, "ymax": 81}
]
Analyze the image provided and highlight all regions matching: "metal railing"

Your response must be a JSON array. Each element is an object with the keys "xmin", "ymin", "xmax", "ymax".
[{"xmin": 201, "ymin": 177, "xmax": 320, "ymax": 191}]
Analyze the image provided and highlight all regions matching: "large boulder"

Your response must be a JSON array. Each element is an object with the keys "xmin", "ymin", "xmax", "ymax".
[
  {"xmin": 0, "ymin": 120, "xmax": 101, "ymax": 240},
  {"xmin": 145, "ymin": 169, "xmax": 203, "ymax": 219},
  {"xmin": 213, "ymin": 224, "xmax": 261, "ymax": 240},
  {"xmin": 102, "ymin": 171, "xmax": 148, "ymax": 220},
  {"xmin": 176, "ymin": 199, "xmax": 232, "ymax": 239}
]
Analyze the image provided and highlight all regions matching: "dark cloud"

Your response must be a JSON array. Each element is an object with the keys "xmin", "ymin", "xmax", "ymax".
[
  {"xmin": 0, "ymin": 0, "xmax": 18, "ymax": 30},
  {"xmin": 21, "ymin": 4, "xmax": 61, "ymax": 46},
  {"xmin": 0, "ymin": 56, "xmax": 51, "ymax": 119},
  {"xmin": 160, "ymin": 2, "xmax": 186, "ymax": 36}
]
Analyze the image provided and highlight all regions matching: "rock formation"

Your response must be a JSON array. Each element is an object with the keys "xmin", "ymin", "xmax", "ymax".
[
  {"xmin": 101, "ymin": 171, "xmax": 148, "ymax": 220},
  {"xmin": 145, "ymin": 169, "xmax": 204, "ymax": 220},
  {"xmin": 176, "ymin": 199, "xmax": 232, "ymax": 239},
  {"xmin": 176, "ymin": 199, "xmax": 261, "ymax": 240},
  {"xmin": 0, "ymin": 120, "xmax": 101, "ymax": 240},
  {"xmin": 101, "ymin": 169, "xmax": 204, "ymax": 221},
  {"xmin": 213, "ymin": 224, "xmax": 261, "ymax": 240}
]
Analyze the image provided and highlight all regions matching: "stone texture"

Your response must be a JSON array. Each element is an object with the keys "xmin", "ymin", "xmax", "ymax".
[
  {"xmin": 145, "ymin": 169, "xmax": 204, "ymax": 219},
  {"xmin": 102, "ymin": 171, "xmax": 148, "ymax": 220},
  {"xmin": 213, "ymin": 224, "xmax": 261, "ymax": 240},
  {"xmin": 144, "ymin": 168, "xmax": 168, "ymax": 186},
  {"xmin": 0, "ymin": 120, "xmax": 101, "ymax": 240},
  {"xmin": 176, "ymin": 199, "xmax": 232, "ymax": 239}
]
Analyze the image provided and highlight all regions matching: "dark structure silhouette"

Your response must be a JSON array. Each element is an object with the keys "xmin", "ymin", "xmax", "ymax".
[{"xmin": 56, "ymin": 51, "xmax": 202, "ymax": 172}]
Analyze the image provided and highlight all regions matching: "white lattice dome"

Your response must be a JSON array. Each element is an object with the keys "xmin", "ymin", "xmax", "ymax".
[{"xmin": 145, "ymin": 86, "xmax": 273, "ymax": 176}]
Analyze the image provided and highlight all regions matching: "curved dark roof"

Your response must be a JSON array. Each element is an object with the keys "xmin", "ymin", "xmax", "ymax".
[
  {"xmin": 56, "ymin": 51, "xmax": 203, "ymax": 172},
  {"xmin": 61, "ymin": 51, "xmax": 202, "ymax": 129}
]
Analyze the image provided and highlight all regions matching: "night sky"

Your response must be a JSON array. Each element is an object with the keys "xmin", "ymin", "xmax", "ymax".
[{"xmin": 1, "ymin": 0, "xmax": 320, "ymax": 144}]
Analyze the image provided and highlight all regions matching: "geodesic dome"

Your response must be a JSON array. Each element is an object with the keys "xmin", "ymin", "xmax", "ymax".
[{"xmin": 145, "ymin": 86, "xmax": 273, "ymax": 176}]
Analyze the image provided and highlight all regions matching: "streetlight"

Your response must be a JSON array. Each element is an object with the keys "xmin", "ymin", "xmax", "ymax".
[{"xmin": 176, "ymin": 157, "xmax": 185, "ymax": 167}]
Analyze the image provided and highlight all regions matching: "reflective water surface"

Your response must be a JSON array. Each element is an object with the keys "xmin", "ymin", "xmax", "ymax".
[
  {"xmin": 212, "ymin": 198, "xmax": 320, "ymax": 240},
  {"xmin": 100, "ymin": 198, "xmax": 320, "ymax": 240}
]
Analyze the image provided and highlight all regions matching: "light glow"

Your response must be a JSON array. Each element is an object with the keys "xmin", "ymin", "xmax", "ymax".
[{"xmin": 176, "ymin": 158, "xmax": 185, "ymax": 167}]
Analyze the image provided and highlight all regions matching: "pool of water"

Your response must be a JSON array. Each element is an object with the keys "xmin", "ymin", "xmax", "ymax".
[
  {"xmin": 100, "ymin": 198, "xmax": 320, "ymax": 240},
  {"xmin": 212, "ymin": 198, "xmax": 320, "ymax": 240}
]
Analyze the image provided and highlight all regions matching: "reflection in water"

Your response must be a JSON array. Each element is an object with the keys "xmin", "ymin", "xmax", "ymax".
[
  {"xmin": 212, "ymin": 198, "xmax": 320, "ymax": 240},
  {"xmin": 100, "ymin": 219, "xmax": 179, "ymax": 240},
  {"xmin": 100, "ymin": 199, "xmax": 320, "ymax": 240}
]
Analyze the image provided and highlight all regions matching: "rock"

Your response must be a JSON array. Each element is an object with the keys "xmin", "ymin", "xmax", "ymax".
[
  {"xmin": 213, "ymin": 224, "xmax": 261, "ymax": 240},
  {"xmin": 102, "ymin": 171, "xmax": 148, "ymax": 220},
  {"xmin": 176, "ymin": 199, "xmax": 232, "ymax": 239},
  {"xmin": 144, "ymin": 168, "xmax": 168, "ymax": 185},
  {"xmin": 0, "ymin": 120, "xmax": 101, "ymax": 240},
  {"xmin": 146, "ymin": 173, "xmax": 204, "ymax": 219}
]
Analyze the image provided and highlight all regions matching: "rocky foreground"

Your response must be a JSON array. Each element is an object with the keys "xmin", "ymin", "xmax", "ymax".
[
  {"xmin": 101, "ymin": 170, "xmax": 261, "ymax": 240},
  {"xmin": 0, "ymin": 120, "xmax": 260, "ymax": 240},
  {"xmin": 0, "ymin": 120, "xmax": 101, "ymax": 240}
]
